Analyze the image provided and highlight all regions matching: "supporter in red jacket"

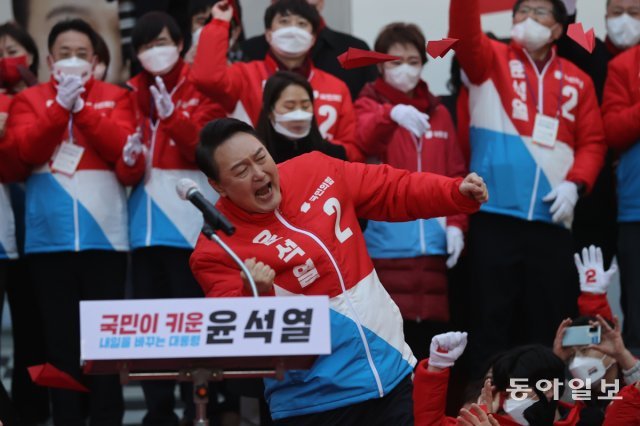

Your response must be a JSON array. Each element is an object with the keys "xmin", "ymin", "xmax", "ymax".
[
  {"xmin": 414, "ymin": 334, "xmax": 583, "ymax": 426},
  {"xmin": 114, "ymin": 11, "xmax": 227, "ymax": 426},
  {"xmin": 189, "ymin": 118, "xmax": 487, "ymax": 424},
  {"xmin": 255, "ymin": 70, "xmax": 347, "ymax": 163},
  {"xmin": 603, "ymin": 381, "xmax": 640, "ymax": 425},
  {"xmin": 6, "ymin": 19, "xmax": 134, "ymax": 425},
  {"xmin": 546, "ymin": 246, "xmax": 638, "ymax": 423},
  {"xmin": 191, "ymin": 0, "xmax": 363, "ymax": 161},
  {"xmin": 0, "ymin": 23, "xmax": 51, "ymax": 424},
  {"xmin": 450, "ymin": 0, "xmax": 607, "ymax": 377},
  {"xmin": 0, "ymin": 93, "xmax": 27, "ymax": 262},
  {"xmin": 355, "ymin": 22, "xmax": 468, "ymax": 360},
  {"xmin": 602, "ymin": 44, "xmax": 640, "ymax": 351}
]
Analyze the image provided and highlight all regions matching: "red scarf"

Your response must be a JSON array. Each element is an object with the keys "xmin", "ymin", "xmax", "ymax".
[
  {"xmin": 136, "ymin": 58, "xmax": 185, "ymax": 119},
  {"xmin": 266, "ymin": 50, "xmax": 312, "ymax": 79},
  {"xmin": 373, "ymin": 77, "xmax": 436, "ymax": 114}
]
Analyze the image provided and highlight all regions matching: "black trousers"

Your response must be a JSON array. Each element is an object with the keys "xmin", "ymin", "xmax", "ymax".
[
  {"xmin": 30, "ymin": 251, "xmax": 127, "ymax": 426},
  {"xmin": 467, "ymin": 213, "xmax": 579, "ymax": 377},
  {"xmin": 273, "ymin": 375, "xmax": 414, "ymax": 426},
  {"xmin": 0, "ymin": 261, "xmax": 18, "ymax": 426},
  {"xmin": 618, "ymin": 222, "xmax": 640, "ymax": 350},
  {"xmin": 6, "ymin": 257, "xmax": 50, "ymax": 425},
  {"xmin": 131, "ymin": 247, "xmax": 205, "ymax": 426},
  {"xmin": 572, "ymin": 152, "xmax": 617, "ymax": 268}
]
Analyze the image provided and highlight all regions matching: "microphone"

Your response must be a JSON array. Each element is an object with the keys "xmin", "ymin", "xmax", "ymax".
[{"xmin": 176, "ymin": 178, "xmax": 236, "ymax": 236}]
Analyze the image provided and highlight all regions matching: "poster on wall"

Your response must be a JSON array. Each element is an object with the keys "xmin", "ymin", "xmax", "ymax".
[{"xmin": 0, "ymin": 0, "xmax": 126, "ymax": 83}]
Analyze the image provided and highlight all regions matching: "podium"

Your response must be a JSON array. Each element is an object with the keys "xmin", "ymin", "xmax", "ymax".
[{"xmin": 80, "ymin": 296, "xmax": 331, "ymax": 425}]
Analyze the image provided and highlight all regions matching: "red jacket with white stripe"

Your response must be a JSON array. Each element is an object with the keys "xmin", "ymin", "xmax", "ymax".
[
  {"xmin": 0, "ymin": 93, "xmax": 29, "ymax": 260},
  {"xmin": 355, "ymin": 79, "xmax": 468, "ymax": 322},
  {"xmin": 413, "ymin": 359, "xmax": 583, "ymax": 426},
  {"xmin": 450, "ymin": 0, "xmax": 606, "ymax": 226},
  {"xmin": 120, "ymin": 62, "xmax": 226, "ymax": 250},
  {"xmin": 190, "ymin": 19, "xmax": 362, "ymax": 162},
  {"xmin": 190, "ymin": 152, "xmax": 480, "ymax": 420},
  {"xmin": 8, "ymin": 78, "xmax": 135, "ymax": 254}
]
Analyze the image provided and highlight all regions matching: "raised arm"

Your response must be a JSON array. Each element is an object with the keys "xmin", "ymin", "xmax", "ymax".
[
  {"xmin": 190, "ymin": 4, "xmax": 246, "ymax": 112},
  {"xmin": 339, "ymin": 157, "xmax": 484, "ymax": 221},
  {"xmin": 448, "ymin": 0, "xmax": 496, "ymax": 84}
]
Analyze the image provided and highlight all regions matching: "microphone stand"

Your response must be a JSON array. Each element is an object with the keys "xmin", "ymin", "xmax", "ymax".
[
  {"xmin": 201, "ymin": 223, "xmax": 258, "ymax": 298},
  {"xmin": 195, "ymin": 222, "xmax": 258, "ymax": 425}
]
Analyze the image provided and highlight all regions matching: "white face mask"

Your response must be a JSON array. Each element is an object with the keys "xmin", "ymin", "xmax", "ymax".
[
  {"xmin": 511, "ymin": 17, "xmax": 554, "ymax": 52},
  {"xmin": 569, "ymin": 354, "xmax": 612, "ymax": 386},
  {"xmin": 271, "ymin": 109, "xmax": 313, "ymax": 140},
  {"xmin": 53, "ymin": 57, "xmax": 93, "ymax": 83},
  {"xmin": 607, "ymin": 13, "xmax": 640, "ymax": 49},
  {"xmin": 137, "ymin": 45, "xmax": 179, "ymax": 75},
  {"xmin": 270, "ymin": 26, "xmax": 314, "ymax": 57},
  {"xmin": 384, "ymin": 63, "xmax": 422, "ymax": 93},
  {"xmin": 503, "ymin": 397, "xmax": 536, "ymax": 425}
]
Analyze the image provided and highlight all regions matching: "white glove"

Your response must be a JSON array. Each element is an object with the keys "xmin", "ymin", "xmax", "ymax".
[
  {"xmin": 562, "ymin": 0, "xmax": 577, "ymax": 15},
  {"xmin": 122, "ymin": 130, "xmax": 144, "ymax": 166},
  {"xmin": 446, "ymin": 226, "xmax": 464, "ymax": 269},
  {"xmin": 429, "ymin": 331, "xmax": 468, "ymax": 369},
  {"xmin": 390, "ymin": 104, "xmax": 430, "ymax": 138},
  {"xmin": 150, "ymin": 75, "xmax": 175, "ymax": 120},
  {"xmin": 574, "ymin": 245, "xmax": 617, "ymax": 294},
  {"xmin": 56, "ymin": 74, "xmax": 85, "ymax": 112},
  {"xmin": 542, "ymin": 181, "xmax": 578, "ymax": 226}
]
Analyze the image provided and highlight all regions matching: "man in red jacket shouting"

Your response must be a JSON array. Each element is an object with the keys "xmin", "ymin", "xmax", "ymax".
[{"xmin": 190, "ymin": 118, "xmax": 488, "ymax": 425}]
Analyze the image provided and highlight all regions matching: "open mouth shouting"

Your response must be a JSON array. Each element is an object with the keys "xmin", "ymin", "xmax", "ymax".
[{"xmin": 255, "ymin": 181, "xmax": 274, "ymax": 202}]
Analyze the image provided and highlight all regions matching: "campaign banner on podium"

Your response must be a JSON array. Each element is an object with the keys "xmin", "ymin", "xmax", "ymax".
[{"xmin": 80, "ymin": 296, "xmax": 331, "ymax": 361}]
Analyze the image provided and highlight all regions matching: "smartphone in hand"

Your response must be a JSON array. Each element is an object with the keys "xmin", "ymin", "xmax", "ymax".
[{"xmin": 562, "ymin": 325, "xmax": 601, "ymax": 347}]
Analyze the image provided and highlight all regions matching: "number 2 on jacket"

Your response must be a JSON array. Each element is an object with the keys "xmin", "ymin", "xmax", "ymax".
[{"xmin": 323, "ymin": 197, "xmax": 353, "ymax": 243}]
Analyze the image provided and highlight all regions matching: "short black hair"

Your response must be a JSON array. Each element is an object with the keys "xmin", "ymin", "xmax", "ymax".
[
  {"xmin": 196, "ymin": 118, "xmax": 259, "ymax": 181},
  {"xmin": 490, "ymin": 345, "xmax": 566, "ymax": 395},
  {"xmin": 264, "ymin": 0, "xmax": 321, "ymax": 34},
  {"xmin": 512, "ymin": 0, "xmax": 568, "ymax": 24},
  {"xmin": 0, "ymin": 22, "xmax": 39, "ymax": 75},
  {"xmin": 375, "ymin": 22, "xmax": 428, "ymax": 65},
  {"xmin": 47, "ymin": 18, "xmax": 98, "ymax": 53},
  {"xmin": 131, "ymin": 11, "xmax": 183, "ymax": 53}
]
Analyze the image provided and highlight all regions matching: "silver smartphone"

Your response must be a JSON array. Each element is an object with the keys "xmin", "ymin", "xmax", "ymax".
[{"xmin": 562, "ymin": 325, "xmax": 601, "ymax": 347}]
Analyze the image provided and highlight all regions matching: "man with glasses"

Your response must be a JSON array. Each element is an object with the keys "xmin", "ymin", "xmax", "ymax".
[{"xmin": 449, "ymin": 0, "xmax": 606, "ymax": 376}]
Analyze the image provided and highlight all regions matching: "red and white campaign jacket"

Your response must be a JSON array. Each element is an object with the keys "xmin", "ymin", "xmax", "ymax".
[
  {"xmin": 191, "ymin": 19, "xmax": 363, "ymax": 162},
  {"xmin": 8, "ymin": 78, "xmax": 135, "ymax": 254},
  {"xmin": 120, "ymin": 61, "xmax": 225, "ymax": 250},
  {"xmin": 190, "ymin": 152, "xmax": 480, "ymax": 420},
  {"xmin": 0, "ymin": 93, "xmax": 29, "ymax": 260},
  {"xmin": 450, "ymin": 0, "xmax": 606, "ymax": 226}
]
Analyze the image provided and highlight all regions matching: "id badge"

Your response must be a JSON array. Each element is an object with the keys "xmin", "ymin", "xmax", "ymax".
[
  {"xmin": 532, "ymin": 113, "xmax": 559, "ymax": 148},
  {"xmin": 51, "ymin": 141, "xmax": 84, "ymax": 176}
]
